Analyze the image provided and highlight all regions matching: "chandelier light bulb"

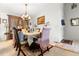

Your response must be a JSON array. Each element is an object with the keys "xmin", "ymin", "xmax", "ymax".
[{"xmin": 21, "ymin": 4, "xmax": 31, "ymax": 20}]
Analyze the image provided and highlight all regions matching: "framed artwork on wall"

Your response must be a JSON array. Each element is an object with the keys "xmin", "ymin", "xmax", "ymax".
[
  {"xmin": 2, "ymin": 19, "xmax": 7, "ymax": 23},
  {"xmin": 37, "ymin": 16, "xmax": 45, "ymax": 25},
  {"xmin": 61, "ymin": 19, "xmax": 65, "ymax": 25},
  {"xmin": 71, "ymin": 3, "xmax": 77, "ymax": 9},
  {"xmin": 71, "ymin": 18, "xmax": 79, "ymax": 26}
]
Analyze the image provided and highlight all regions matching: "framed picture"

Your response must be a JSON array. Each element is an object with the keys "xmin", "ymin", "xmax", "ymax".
[
  {"xmin": 2, "ymin": 19, "xmax": 7, "ymax": 23},
  {"xmin": 71, "ymin": 18, "xmax": 79, "ymax": 26},
  {"xmin": 71, "ymin": 3, "xmax": 77, "ymax": 9},
  {"xmin": 61, "ymin": 19, "xmax": 65, "ymax": 25},
  {"xmin": 37, "ymin": 16, "xmax": 45, "ymax": 25}
]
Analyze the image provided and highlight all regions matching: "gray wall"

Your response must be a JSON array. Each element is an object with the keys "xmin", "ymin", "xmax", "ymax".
[{"xmin": 64, "ymin": 3, "xmax": 79, "ymax": 40}]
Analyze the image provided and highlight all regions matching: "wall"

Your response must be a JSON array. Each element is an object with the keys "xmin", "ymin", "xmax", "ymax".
[
  {"xmin": 0, "ymin": 11, "xmax": 8, "ymax": 40},
  {"xmin": 64, "ymin": 3, "xmax": 79, "ymax": 40},
  {"xmin": 28, "ymin": 3, "xmax": 64, "ymax": 43}
]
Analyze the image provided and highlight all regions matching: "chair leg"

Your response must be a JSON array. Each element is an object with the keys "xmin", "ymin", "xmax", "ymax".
[
  {"xmin": 17, "ymin": 48, "xmax": 20, "ymax": 56},
  {"xmin": 16, "ymin": 46, "xmax": 18, "ymax": 51},
  {"xmin": 14, "ymin": 43, "xmax": 18, "ymax": 51},
  {"xmin": 47, "ymin": 46, "xmax": 49, "ymax": 51},
  {"xmin": 16, "ymin": 45, "xmax": 18, "ymax": 51},
  {"xmin": 17, "ymin": 46, "xmax": 26, "ymax": 56},
  {"xmin": 14, "ymin": 42, "xmax": 18, "ymax": 51},
  {"xmin": 14, "ymin": 42, "xmax": 16, "ymax": 48},
  {"xmin": 41, "ymin": 49, "xmax": 43, "ymax": 56},
  {"xmin": 20, "ymin": 48, "xmax": 26, "ymax": 56},
  {"xmin": 39, "ymin": 48, "xmax": 43, "ymax": 56}
]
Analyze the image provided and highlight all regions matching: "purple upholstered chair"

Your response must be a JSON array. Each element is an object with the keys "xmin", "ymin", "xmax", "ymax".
[{"xmin": 36, "ymin": 28, "xmax": 50, "ymax": 55}]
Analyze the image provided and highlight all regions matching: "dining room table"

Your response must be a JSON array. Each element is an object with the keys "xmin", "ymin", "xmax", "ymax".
[{"xmin": 22, "ymin": 29, "xmax": 41, "ymax": 46}]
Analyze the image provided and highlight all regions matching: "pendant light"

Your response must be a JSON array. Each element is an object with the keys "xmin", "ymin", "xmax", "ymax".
[{"xmin": 21, "ymin": 4, "xmax": 31, "ymax": 20}]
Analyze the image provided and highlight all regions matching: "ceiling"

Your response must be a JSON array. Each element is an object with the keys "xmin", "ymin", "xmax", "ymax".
[
  {"xmin": 0, "ymin": 3, "xmax": 26, "ymax": 16},
  {"xmin": 0, "ymin": 3, "xmax": 63, "ymax": 17},
  {"xmin": 0, "ymin": 3, "xmax": 45, "ymax": 17},
  {"xmin": 0, "ymin": 3, "xmax": 48, "ymax": 17}
]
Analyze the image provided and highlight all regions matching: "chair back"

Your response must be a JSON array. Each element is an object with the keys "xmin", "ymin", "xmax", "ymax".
[
  {"xmin": 13, "ymin": 27, "xmax": 26, "ymax": 56},
  {"xmin": 13, "ymin": 27, "xmax": 20, "ymax": 45},
  {"xmin": 40, "ymin": 28, "xmax": 50, "ymax": 49},
  {"xmin": 42, "ymin": 28, "xmax": 50, "ymax": 41}
]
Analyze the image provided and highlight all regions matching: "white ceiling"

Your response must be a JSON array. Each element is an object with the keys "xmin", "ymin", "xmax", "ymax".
[
  {"xmin": 0, "ymin": 3, "xmax": 26, "ymax": 16},
  {"xmin": 0, "ymin": 3, "xmax": 64, "ymax": 17},
  {"xmin": 0, "ymin": 3, "xmax": 46, "ymax": 17},
  {"xmin": 0, "ymin": 3, "xmax": 49, "ymax": 17}
]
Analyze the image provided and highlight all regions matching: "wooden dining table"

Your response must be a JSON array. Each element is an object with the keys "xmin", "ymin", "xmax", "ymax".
[{"xmin": 22, "ymin": 29, "xmax": 41, "ymax": 46}]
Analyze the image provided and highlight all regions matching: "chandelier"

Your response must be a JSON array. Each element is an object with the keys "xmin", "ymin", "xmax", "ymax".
[{"xmin": 21, "ymin": 4, "xmax": 31, "ymax": 20}]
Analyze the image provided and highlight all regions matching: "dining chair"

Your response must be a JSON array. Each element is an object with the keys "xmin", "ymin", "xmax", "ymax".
[
  {"xmin": 13, "ymin": 27, "xmax": 27, "ymax": 56},
  {"xmin": 36, "ymin": 28, "xmax": 50, "ymax": 56}
]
